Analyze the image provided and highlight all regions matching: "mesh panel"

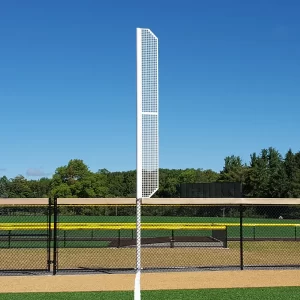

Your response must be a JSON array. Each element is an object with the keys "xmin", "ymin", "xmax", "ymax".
[
  {"xmin": 140, "ymin": 28, "xmax": 158, "ymax": 198},
  {"xmin": 141, "ymin": 29, "xmax": 158, "ymax": 113},
  {"xmin": 142, "ymin": 114, "xmax": 158, "ymax": 197}
]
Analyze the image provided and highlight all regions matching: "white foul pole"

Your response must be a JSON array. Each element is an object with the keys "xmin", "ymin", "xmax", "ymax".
[
  {"xmin": 135, "ymin": 27, "xmax": 159, "ymax": 300},
  {"xmin": 135, "ymin": 27, "xmax": 143, "ymax": 300}
]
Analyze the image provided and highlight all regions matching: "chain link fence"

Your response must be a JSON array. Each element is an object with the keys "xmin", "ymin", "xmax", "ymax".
[
  {"xmin": 54, "ymin": 203, "xmax": 137, "ymax": 272},
  {"xmin": 0, "ymin": 199, "xmax": 51, "ymax": 274},
  {"xmin": 241, "ymin": 205, "xmax": 300, "ymax": 268},
  {"xmin": 53, "ymin": 200, "xmax": 300, "ymax": 273},
  {"xmin": 0, "ymin": 198, "xmax": 300, "ymax": 274},
  {"xmin": 140, "ymin": 205, "xmax": 237, "ymax": 270}
]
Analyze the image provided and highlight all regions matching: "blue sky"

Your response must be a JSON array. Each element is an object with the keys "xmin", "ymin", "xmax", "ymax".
[{"xmin": 1, "ymin": 0, "xmax": 300, "ymax": 179}]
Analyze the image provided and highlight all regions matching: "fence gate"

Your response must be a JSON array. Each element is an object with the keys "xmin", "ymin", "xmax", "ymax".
[
  {"xmin": 53, "ymin": 198, "xmax": 136, "ymax": 274},
  {"xmin": 0, "ymin": 198, "xmax": 52, "ymax": 274}
]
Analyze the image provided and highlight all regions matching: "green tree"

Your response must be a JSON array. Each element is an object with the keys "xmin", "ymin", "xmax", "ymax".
[
  {"xmin": 284, "ymin": 149, "xmax": 300, "ymax": 197},
  {"xmin": 267, "ymin": 147, "xmax": 287, "ymax": 197},
  {"xmin": 51, "ymin": 183, "xmax": 73, "ymax": 198},
  {"xmin": 245, "ymin": 148, "xmax": 287, "ymax": 198},
  {"xmin": 28, "ymin": 177, "xmax": 52, "ymax": 197},
  {"xmin": 218, "ymin": 155, "xmax": 248, "ymax": 183},
  {"xmin": 199, "ymin": 169, "xmax": 220, "ymax": 182},
  {"xmin": 50, "ymin": 159, "xmax": 93, "ymax": 197},
  {"xmin": 0, "ymin": 176, "xmax": 10, "ymax": 197},
  {"xmin": 92, "ymin": 172, "xmax": 110, "ymax": 197},
  {"xmin": 9, "ymin": 175, "xmax": 31, "ymax": 197}
]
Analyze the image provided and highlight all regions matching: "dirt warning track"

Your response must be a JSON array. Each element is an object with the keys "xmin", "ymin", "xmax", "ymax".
[{"xmin": 1, "ymin": 269, "xmax": 300, "ymax": 293}]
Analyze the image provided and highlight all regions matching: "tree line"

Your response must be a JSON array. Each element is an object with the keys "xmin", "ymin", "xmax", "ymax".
[{"xmin": 1, "ymin": 147, "xmax": 300, "ymax": 199}]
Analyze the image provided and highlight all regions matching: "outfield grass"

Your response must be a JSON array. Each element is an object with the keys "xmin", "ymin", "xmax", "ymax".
[
  {"xmin": 1, "ymin": 215, "xmax": 300, "ymax": 249},
  {"xmin": 1, "ymin": 215, "xmax": 300, "ymax": 224},
  {"xmin": 1, "ymin": 226, "xmax": 299, "ymax": 249},
  {"xmin": 1, "ymin": 287, "xmax": 300, "ymax": 300}
]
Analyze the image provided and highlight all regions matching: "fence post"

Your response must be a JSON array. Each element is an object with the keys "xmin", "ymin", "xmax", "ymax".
[
  {"xmin": 8, "ymin": 230, "xmax": 11, "ymax": 248},
  {"xmin": 47, "ymin": 198, "xmax": 52, "ymax": 272},
  {"xmin": 117, "ymin": 229, "xmax": 121, "ymax": 248},
  {"xmin": 170, "ymin": 230, "xmax": 174, "ymax": 248},
  {"xmin": 53, "ymin": 197, "xmax": 58, "ymax": 275},
  {"xmin": 224, "ymin": 226, "xmax": 228, "ymax": 248},
  {"xmin": 239, "ymin": 205, "xmax": 244, "ymax": 270}
]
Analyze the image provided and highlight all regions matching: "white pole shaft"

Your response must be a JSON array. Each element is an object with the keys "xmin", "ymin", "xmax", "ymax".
[
  {"xmin": 136, "ymin": 28, "xmax": 142, "ymax": 200},
  {"xmin": 134, "ymin": 198, "xmax": 141, "ymax": 300},
  {"xmin": 135, "ymin": 27, "xmax": 143, "ymax": 300}
]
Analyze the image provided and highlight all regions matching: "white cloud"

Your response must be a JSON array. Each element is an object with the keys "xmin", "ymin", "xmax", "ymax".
[{"xmin": 26, "ymin": 168, "xmax": 50, "ymax": 177}]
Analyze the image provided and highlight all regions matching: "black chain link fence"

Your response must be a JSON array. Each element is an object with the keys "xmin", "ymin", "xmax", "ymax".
[
  {"xmin": 241, "ymin": 205, "xmax": 300, "ymax": 268},
  {"xmin": 0, "ymin": 201, "xmax": 51, "ymax": 274},
  {"xmin": 0, "ymin": 200, "xmax": 300, "ymax": 275},
  {"xmin": 53, "ymin": 202, "xmax": 300, "ymax": 273},
  {"xmin": 140, "ymin": 205, "xmax": 237, "ymax": 270},
  {"xmin": 54, "ymin": 203, "xmax": 137, "ymax": 273}
]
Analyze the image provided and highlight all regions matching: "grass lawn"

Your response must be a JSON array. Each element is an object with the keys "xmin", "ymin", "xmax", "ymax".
[
  {"xmin": 1, "ymin": 215, "xmax": 300, "ymax": 249},
  {"xmin": 2, "ymin": 215, "xmax": 300, "ymax": 224},
  {"xmin": 1, "ymin": 287, "xmax": 300, "ymax": 300},
  {"xmin": 1, "ymin": 224, "xmax": 299, "ymax": 249}
]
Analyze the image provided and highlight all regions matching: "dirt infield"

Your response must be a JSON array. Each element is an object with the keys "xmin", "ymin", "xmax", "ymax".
[
  {"xmin": 1, "ymin": 269, "xmax": 300, "ymax": 293},
  {"xmin": 1, "ymin": 241, "xmax": 300, "ymax": 270},
  {"xmin": 1, "ymin": 241, "xmax": 300, "ymax": 294}
]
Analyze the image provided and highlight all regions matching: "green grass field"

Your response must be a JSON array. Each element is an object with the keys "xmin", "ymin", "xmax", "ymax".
[
  {"xmin": 1, "ymin": 215, "xmax": 300, "ymax": 224},
  {"xmin": 1, "ymin": 214, "xmax": 300, "ymax": 249},
  {"xmin": 1, "ymin": 287, "xmax": 300, "ymax": 300},
  {"xmin": 1, "ymin": 226, "xmax": 299, "ymax": 249}
]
